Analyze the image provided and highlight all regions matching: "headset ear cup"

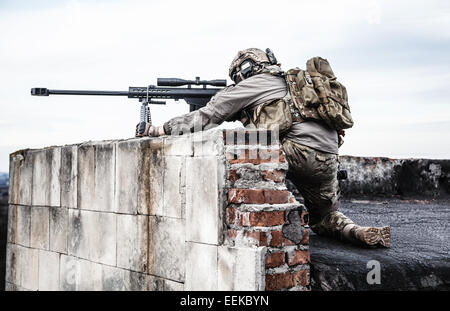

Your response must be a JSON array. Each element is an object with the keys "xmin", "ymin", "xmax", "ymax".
[
  {"xmin": 233, "ymin": 72, "xmax": 243, "ymax": 84},
  {"xmin": 231, "ymin": 72, "xmax": 237, "ymax": 83}
]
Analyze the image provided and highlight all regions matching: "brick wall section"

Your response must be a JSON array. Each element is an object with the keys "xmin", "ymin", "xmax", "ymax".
[{"xmin": 223, "ymin": 129, "xmax": 310, "ymax": 291}]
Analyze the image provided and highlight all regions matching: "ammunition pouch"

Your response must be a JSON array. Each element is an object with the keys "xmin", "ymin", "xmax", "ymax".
[{"xmin": 246, "ymin": 96, "xmax": 293, "ymax": 134}]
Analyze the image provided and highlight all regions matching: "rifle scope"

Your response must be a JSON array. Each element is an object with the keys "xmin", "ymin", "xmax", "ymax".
[{"xmin": 157, "ymin": 77, "xmax": 227, "ymax": 87}]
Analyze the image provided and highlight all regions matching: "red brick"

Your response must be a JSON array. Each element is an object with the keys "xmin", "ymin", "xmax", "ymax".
[
  {"xmin": 248, "ymin": 211, "xmax": 285, "ymax": 227},
  {"xmin": 258, "ymin": 149, "xmax": 285, "ymax": 162},
  {"xmin": 301, "ymin": 210, "xmax": 309, "ymax": 226},
  {"xmin": 270, "ymin": 230, "xmax": 296, "ymax": 247},
  {"xmin": 228, "ymin": 170, "xmax": 239, "ymax": 183},
  {"xmin": 243, "ymin": 230, "xmax": 267, "ymax": 246},
  {"xmin": 226, "ymin": 207, "xmax": 237, "ymax": 225},
  {"xmin": 262, "ymin": 170, "xmax": 285, "ymax": 183},
  {"xmin": 265, "ymin": 270, "xmax": 310, "ymax": 291},
  {"xmin": 263, "ymin": 190, "xmax": 290, "ymax": 204},
  {"xmin": 288, "ymin": 250, "xmax": 310, "ymax": 266},
  {"xmin": 265, "ymin": 274, "xmax": 284, "ymax": 291},
  {"xmin": 228, "ymin": 189, "xmax": 264, "ymax": 204},
  {"xmin": 300, "ymin": 229, "xmax": 309, "ymax": 245},
  {"xmin": 270, "ymin": 230, "xmax": 283, "ymax": 247},
  {"xmin": 238, "ymin": 211, "xmax": 250, "ymax": 226},
  {"xmin": 239, "ymin": 210, "xmax": 287, "ymax": 228},
  {"xmin": 265, "ymin": 252, "xmax": 285, "ymax": 268},
  {"xmin": 283, "ymin": 237, "xmax": 295, "ymax": 246},
  {"xmin": 227, "ymin": 229, "xmax": 237, "ymax": 240}
]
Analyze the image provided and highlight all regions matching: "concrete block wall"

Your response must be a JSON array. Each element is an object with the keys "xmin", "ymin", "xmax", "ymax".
[
  {"xmin": 339, "ymin": 156, "xmax": 450, "ymax": 198},
  {"xmin": 6, "ymin": 128, "xmax": 309, "ymax": 291},
  {"xmin": 338, "ymin": 156, "xmax": 402, "ymax": 197}
]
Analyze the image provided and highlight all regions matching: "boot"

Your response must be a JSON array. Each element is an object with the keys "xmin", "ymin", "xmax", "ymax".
[{"xmin": 310, "ymin": 211, "xmax": 390, "ymax": 248}]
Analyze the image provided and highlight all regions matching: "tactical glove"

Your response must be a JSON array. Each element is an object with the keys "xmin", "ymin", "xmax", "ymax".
[{"xmin": 135, "ymin": 122, "xmax": 165, "ymax": 137}]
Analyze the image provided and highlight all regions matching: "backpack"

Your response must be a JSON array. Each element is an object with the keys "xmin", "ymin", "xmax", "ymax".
[{"xmin": 285, "ymin": 57, "xmax": 354, "ymax": 131}]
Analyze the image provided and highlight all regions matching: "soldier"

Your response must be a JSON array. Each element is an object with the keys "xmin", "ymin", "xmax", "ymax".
[{"xmin": 137, "ymin": 48, "xmax": 390, "ymax": 248}]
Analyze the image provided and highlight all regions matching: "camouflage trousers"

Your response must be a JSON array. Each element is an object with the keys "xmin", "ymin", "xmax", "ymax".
[{"xmin": 282, "ymin": 139, "xmax": 341, "ymax": 227}]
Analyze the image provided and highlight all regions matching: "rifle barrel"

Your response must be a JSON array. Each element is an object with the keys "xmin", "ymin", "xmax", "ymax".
[
  {"xmin": 49, "ymin": 89, "xmax": 129, "ymax": 96},
  {"xmin": 31, "ymin": 87, "xmax": 221, "ymax": 98},
  {"xmin": 31, "ymin": 88, "xmax": 129, "ymax": 96}
]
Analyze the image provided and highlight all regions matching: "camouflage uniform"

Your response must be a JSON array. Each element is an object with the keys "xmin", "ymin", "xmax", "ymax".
[
  {"xmin": 282, "ymin": 139, "xmax": 343, "ymax": 226},
  {"xmin": 282, "ymin": 139, "xmax": 390, "ymax": 247},
  {"xmin": 160, "ymin": 48, "xmax": 390, "ymax": 247},
  {"xmin": 162, "ymin": 69, "xmax": 350, "ymax": 237}
]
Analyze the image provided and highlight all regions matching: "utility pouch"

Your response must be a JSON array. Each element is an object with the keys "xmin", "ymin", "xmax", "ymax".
[{"xmin": 250, "ymin": 97, "xmax": 293, "ymax": 134}]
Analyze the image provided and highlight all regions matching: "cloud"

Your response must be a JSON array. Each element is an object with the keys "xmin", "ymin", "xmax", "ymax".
[
  {"xmin": 0, "ymin": 0, "xmax": 449, "ymax": 171},
  {"xmin": 366, "ymin": 0, "xmax": 382, "ymax": 25}
]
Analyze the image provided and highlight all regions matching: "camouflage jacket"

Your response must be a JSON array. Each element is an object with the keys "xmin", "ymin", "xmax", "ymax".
[
  {"xmin": 163, "ymin": 66, "xmax": 287, "ymax": 135},
  {"xmin": 163, "ymin": 65, "xmax": 338, "ymax": 154}
]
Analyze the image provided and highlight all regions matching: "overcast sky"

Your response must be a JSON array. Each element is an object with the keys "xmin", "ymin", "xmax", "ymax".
[{"xmin": 0, "ymin": 0, "xmax": 449, "ymax": 172}]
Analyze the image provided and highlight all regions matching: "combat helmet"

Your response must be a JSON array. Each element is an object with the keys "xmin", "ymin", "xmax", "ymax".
[{"xmin": 229, "ymin": 48, "xmax": 278, "ymax": 84}]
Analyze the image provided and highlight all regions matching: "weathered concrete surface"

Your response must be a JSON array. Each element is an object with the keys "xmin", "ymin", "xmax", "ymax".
[
  {"xmin": 0, "ymin": 186, "xmax": 8, "ymax": 291},
  {"xmin": 117, "ymin": 214, "xmax": 148, "ymax": 272},
  {"xmin": 186, "ymin": 156, "xmax": 224, "ymax": 245},
  {"xmin": 148, "ymin": 216, "xmax": 185, "ymax": 282},
  {"xmin": 185, "ymin": 242, "xmax": 218, "ymax": 291},
  {"xmin": 6, "ymin": 129, "xmax": 285, "ymax": 291},
  {"xmin": 339, "ymin": 156, "xmax": 450, "ymax": 199},
  {"xmin": 218, "ymin": 246, "xmax": 266, "ymax": 291},
  {"xmin": 395, "ymin": 159, "xmax": 450, "ymax": 198},
  {"xmin": 310, "ymin": 199, "xmax": 450, "ymax": 291}
]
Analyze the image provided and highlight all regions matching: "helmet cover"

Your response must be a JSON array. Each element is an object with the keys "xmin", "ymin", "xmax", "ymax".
[{"xmin": 229, "ymin": 48, "xmax": 271, "ymax": 83}]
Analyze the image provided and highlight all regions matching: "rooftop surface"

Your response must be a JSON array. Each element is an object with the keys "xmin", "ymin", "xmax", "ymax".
[{"xmin": 310, "ymin": 199, "xmax": 450, "ymax": 290}]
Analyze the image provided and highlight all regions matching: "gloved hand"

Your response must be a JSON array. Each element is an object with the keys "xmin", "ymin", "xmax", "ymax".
[{"xmin": 135, "ymin": 122, "xmax": 165, "ymax": 137}]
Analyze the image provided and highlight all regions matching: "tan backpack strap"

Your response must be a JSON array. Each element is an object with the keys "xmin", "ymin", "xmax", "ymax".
[
  {"xmin": 306, "ymin": 58, "xmax": 328, "ymax": 104},
  {"xmin": 311, "ymin": 76, "xmax": 328, "ymax": 104}
]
